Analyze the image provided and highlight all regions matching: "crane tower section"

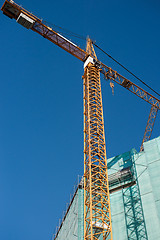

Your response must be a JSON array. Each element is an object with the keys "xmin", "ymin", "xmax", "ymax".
[{"xmin": 83, "ymin": 40, "xmax": 112, "ymax": 240}]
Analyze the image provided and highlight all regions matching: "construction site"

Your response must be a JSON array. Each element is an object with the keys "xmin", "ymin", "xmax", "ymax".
[
  {"xmin": 1, "ymin": 1, "xmax": 160, "ymax": 240},
  {"xmin": 53, "ymin": 136, "xmax": 160, "ymax": 240}
]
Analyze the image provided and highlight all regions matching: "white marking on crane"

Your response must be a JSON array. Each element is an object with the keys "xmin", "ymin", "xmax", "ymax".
[
  {"xmin": 84, "ymin": 56, "xmax": 94, "ymax": 68},
  {"xmin": 57, "ymin": 33, "xmax": 77, "ymax": 47}
]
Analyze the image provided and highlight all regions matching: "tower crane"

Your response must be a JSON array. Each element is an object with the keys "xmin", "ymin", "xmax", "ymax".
[{"xmin": 1, "ymin": 1, "xmax": 160, "ymax": 239}]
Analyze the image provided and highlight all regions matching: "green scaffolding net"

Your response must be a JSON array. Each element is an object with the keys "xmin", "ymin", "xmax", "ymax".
[{"xmin": 53, "ymin": 136, "xmax": 160, "ymax": 240}]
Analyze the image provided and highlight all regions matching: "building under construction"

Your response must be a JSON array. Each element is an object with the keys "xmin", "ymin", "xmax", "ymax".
[{"xmin": 53, "ymin": 135, "xmax": 160, "ymax": 240}]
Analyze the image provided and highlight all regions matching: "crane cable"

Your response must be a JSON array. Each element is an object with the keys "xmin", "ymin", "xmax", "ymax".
[
  {"xmin": 93, "ymin": 43, "xmax": 160, "ymax": 98},
  {"xmin": 43, "ymin": 21, "xmax": 86, "ymax": 41}
]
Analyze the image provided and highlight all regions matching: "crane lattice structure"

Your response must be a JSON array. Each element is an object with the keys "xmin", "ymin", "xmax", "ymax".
[{"xmin": 1, "ymin": 1, "xmax": 160, "ymax": 239}]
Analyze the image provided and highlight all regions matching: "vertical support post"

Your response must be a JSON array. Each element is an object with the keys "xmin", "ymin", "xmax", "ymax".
[
  {"xmin": 83, "ymin": 39, "xmax": 112, "ymax": 240},
  {"xmin": 140, "ymin": 105, "xmax": 158, "ymax": 151},
  {"xmin": 122, "ymin": 152, "xmax": 148, "ymax": 240}
]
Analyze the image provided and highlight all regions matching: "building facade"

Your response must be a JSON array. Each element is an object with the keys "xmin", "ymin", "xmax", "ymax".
[{"xmin": 53, "ymin": 136, "xmax": 160, "ymax": 240}]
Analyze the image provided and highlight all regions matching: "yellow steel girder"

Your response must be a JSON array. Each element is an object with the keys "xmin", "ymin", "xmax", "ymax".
[{"xmin": 83, "ymin": 39, "xmax": 112, "ymax": 240}]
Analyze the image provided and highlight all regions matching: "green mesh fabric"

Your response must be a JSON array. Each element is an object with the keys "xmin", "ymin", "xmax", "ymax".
[{"xmin": 55, "ymin": 136, "xmax": 160, "ymax": 240}]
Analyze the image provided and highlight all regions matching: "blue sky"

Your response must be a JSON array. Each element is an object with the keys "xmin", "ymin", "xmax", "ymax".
[{"xmin": 0, "ymin": 0, "xmax": 160, "ymax": 239}]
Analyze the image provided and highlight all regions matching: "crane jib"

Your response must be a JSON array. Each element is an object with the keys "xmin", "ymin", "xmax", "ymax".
[
  {"xmin": 32, "ymin": 22, "xmax": 87, "ymax": 61},
  {"xmin": 1, "ymin": 0, "xmax": 160, "ymax": 150},
  {"xmin": 1, "ymin": 0, "xmax": 160, "ymax": 111},
  {"xmin": 1, "ymin": 0, "xmax": 87, "ymax": 61}
]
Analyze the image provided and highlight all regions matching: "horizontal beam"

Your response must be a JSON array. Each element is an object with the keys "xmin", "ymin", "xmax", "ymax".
[
  {"xmin": 32, "ymin": 22, "xmax": 87, "ymax": 61},
  {"xmin": 100, "ymin": 63, "xmax": 160, "ymax": 110},
  {"xmin": 1, "ymin": 1, "xmax": 160, "ymax": 109},
  {"xmin": 1, "ymin": 0, "xmax": 87, "ymax": 61}
]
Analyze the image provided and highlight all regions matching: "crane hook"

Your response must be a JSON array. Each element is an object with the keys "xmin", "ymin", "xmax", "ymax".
[{"xmin": 110, "ymin": 81, "xmax": 114, "ymax": 95}]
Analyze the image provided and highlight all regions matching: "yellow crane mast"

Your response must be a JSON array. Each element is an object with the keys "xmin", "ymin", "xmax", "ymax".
[
  {"xmin": 1, "ymin": 1, "xmax": 160, "ymax": 239},
  {"xmin": 83, "ymin": 39, "xmax": 112, "ymax": 239}
]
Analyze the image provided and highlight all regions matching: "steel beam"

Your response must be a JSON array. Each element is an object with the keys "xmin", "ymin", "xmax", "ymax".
[
  {"xmin": 83, "ymin": 58, "xmax": 112, "ymax": 239},
  {"xmin": 140, "ymin": 105, "xmax": 158, "ymax": 151}
]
